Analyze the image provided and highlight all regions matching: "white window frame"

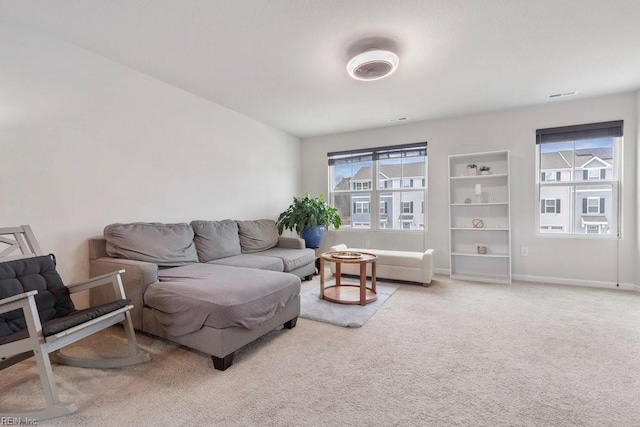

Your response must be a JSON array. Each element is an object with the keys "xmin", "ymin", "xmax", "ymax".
[
  {"xmin": 544, "ymin": 171, "xmax": 556, "ymax": 182},
  {"xmin": 535, "ymin": 121, "xmax": 621, "ymax": 239}
]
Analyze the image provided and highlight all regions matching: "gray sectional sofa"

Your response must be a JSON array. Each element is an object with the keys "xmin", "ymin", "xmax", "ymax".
[{"xmin": 89, "ymin": 219, "xmax": 315, "ymax": 370}]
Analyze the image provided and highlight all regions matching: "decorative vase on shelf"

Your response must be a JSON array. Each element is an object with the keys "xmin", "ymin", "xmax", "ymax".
[{"xmin": 467, "ymin": 164, "xmax": 478, "ymax": 176}]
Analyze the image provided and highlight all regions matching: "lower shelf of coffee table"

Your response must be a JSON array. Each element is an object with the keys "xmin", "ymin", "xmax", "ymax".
[{"xmin": 322, "ymin": 285, "xmax": 377, "ymax": 305}]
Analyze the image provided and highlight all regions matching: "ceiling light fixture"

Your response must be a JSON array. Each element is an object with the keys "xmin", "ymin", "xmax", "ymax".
[{"xmin": 347, "ymin": 49, "xmax": 399, "ymax": 81}]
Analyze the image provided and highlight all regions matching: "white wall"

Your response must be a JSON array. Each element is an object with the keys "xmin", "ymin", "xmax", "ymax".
[
  {"xmin": 302, "ymin": 93, "xmax": 638, "ymax": 289},
  {"xmin": 0, "ymin": 22, "xmax": 301, "ymax": 294}
]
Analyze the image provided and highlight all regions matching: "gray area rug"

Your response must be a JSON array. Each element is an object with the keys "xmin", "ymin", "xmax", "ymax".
[{"xmin": 300, "ymin": 283, "xmax": 399, "ymax": 327}]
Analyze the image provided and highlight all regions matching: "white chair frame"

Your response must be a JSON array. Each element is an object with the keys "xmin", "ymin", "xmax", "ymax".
[{"xmin": 0, "ymin": 225, "xmax": 150, "ymax": 421}]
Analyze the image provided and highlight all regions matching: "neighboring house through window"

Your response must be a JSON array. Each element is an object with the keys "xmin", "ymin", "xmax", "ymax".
[
  {"xmin": 328, "ymin": 142, "xmax": 427, "ymax": 231},
  {"xmin": 536, "ymin": 120, "xmax": 621, "ymax": 237}
]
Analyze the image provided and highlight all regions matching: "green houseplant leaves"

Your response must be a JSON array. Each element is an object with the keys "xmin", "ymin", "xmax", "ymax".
[{"xmin": 276, "ymin": 194, "xmax": 342, "ymax": 235}]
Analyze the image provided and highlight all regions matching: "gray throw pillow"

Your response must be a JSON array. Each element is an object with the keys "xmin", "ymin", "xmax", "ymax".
[
  {"xmin": 190, "ymin": 220, "xmax": 242, "ymax": 262},
  {"xmin": 104, "ymin": 222, "xmax": 198, "ymax": 266},
  {"xmin": 236, "ymin": 219, "xmax": 279, "ymax": 253}
]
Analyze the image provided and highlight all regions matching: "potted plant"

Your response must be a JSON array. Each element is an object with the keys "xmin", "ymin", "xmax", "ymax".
[
  {"xmin": 467, "ymin": 163, "xmax": 478, "ymax": 176},
  {"xmin": 479, "ymin": 165, "xmax": 491, "ymax": 175},
  {"xmin": 276, "ymin": 194, "xmax": 342, "ymax": 248}
]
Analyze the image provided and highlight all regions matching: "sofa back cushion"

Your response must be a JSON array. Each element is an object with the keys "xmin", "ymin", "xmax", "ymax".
[
  {"xmin": 236, "ymin": 219, "xmax": 279, "ymax": 253},
  {"xmin": 190, "ymin": 220, "xmax": 242, "ymax": 262},
  {"xmin": 104, "ymin": 222, "xmax": 198, "ymax": 266}
]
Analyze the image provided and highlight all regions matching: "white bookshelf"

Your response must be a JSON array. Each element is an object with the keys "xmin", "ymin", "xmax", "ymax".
[{"xmin": 448, "ymin": 150, "xmax": 511, "ymax": 284}]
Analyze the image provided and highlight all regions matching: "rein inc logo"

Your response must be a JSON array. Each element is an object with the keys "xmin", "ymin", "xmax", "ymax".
[{"xmin": 0, "ymin": 418, "xmax": 37, "ymax": 425}]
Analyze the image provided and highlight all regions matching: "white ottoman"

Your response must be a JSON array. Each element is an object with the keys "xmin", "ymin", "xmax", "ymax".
[{"xmin": 329, "ymin": 244, "xmax": 434, "ymax": 287}]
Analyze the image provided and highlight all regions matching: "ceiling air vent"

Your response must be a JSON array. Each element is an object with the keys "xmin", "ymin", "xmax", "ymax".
[
  {"xmin": 347, "ymin": 50, "xmax": 399, "ymax": 81},
  {"xmin": 547, "ymin": 91, "xmax": 579, "ymax": 99}
]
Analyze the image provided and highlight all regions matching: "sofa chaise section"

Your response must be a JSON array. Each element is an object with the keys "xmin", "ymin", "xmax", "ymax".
[{"xmin": 146, "ymin": 263, "xmax": 300, "ymax": 333}]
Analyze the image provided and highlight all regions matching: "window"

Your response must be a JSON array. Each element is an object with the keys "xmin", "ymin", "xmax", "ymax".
[
  {"xmin": 354, "ymin": 201, "xmax": 370, "ymax": 214},
  {"xmin": 536, "ymin": 120, "xmax": 621, "ymax": 237},
  {"xmin": 586, "ymin": 225, "xmax": 600, "ymax": 234},
  {"xmin": 585, "ymin": 197, "xmax": 603, "ymax": 214},
  {"xmin": 540, "ymin": 225, "xmax": 565, "ymax": 232},
  {"xmin": 328, "ymin": 142, "xmax": 427, "ymax": 231},
  {"xmin": 585, "ymin": 168, "xmax": 604, "ymax": 180},
  {"xmin": 541, "ymin": 198, "xmax": 561, "ymax": 214},
  {"xmin": 353, "ymin": 181, "xmax": 371, "ymax": 190}
]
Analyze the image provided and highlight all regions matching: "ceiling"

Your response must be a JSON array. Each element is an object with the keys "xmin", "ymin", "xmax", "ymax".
[{"xmin": 2, "ymin": 0, "xmax": 640, "ymax": 138}]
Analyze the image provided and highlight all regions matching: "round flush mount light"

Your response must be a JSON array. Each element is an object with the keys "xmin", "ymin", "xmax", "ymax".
[{"xmin": 347, "ymin": 49, "xmax": 399, "ymax": 81}]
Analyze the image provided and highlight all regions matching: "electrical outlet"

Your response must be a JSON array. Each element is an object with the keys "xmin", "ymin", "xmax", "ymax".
[
  {"xmin": 365, "ymin": 240, "xmax": 371, "ymax": 248},
  {"xmin": 521, "ymin": 247, "xmax": 529, "ymax": 256}
]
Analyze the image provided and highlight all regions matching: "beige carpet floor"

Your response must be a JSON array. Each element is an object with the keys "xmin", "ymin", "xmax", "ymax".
[{"xmin": 2, "ymin": 275, "xmax": 639, "ymax": 426}]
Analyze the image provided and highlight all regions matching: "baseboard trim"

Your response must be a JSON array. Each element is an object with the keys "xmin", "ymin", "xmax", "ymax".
[
  {"xmin": 435, "ymin": 268, "xmax": 637, "ymax": 292},
  {"xmin": 513, "ymin": 274, "xmax": 638, "ymax": 292}
]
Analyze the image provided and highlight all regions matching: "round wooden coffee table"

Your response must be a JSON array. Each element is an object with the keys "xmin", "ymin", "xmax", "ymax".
[{"xmin": 319, "ymin": 251, "xmax": 378, "ymax": 306}]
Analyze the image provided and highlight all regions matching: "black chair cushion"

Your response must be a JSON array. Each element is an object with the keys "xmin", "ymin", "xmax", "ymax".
[
  {"xmin": 0, "ymin": 299, "xmax": 131, "ymax": 345},
  {"xmin": 0, "ymin": 255, "xmax": 75, "ymax": 338}
]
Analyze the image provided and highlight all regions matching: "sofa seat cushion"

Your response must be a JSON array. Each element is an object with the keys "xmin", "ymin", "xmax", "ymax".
[
  {"xmin": 145, "ymin": 264, "xmax": 300, "ymax": 335},
  {"xmin": 255, "ymin": 248, "xmax": 315, "ymax": 273},
  {"xmin": 207, "ymin": 254, "xmax": 283, "ymax": 271},
  {"xmin": 191, "ymin": 220, "xmax": 241, "ymax": 262},
  {"xmin": 346, "ymin": 248, "xmax": 423, "ymax": 269},
  {"xmin": 104, "ymin": 222, "xmax": 198, "ymax": 266}
]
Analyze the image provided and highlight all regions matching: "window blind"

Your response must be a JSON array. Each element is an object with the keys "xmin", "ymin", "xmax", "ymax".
[
  {"xmin": 328, "ymin": 142, "xmax": 427, "ymax": 165},
  {"xmin": 536, "ymin": 120, "xmax": 623, "ymax": 144}
]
